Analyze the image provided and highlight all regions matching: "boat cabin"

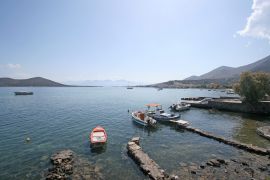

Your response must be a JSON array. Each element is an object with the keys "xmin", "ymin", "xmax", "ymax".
[{"xmin": 145, "ymin": 103, "xmax": 163, "ymax": 115}]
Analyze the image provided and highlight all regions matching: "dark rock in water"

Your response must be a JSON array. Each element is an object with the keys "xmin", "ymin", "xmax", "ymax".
[
  {"xmin": 241, "ymin": 161, "xmax": 249, "ymax": 166},
  {"xmin": 216, "ymin": 158, "xmax": 225, "ymax": 164},
  {"xmin": 206, "ymin": 159, "xmax": 220, "ymax": 167},
  {"xmin": 46, "ymin": 150, "xmax": 103, "ymax": 180}
]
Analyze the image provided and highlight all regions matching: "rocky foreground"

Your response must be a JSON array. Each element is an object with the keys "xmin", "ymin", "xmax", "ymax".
[
  {"xmin": 173, "ymin": 153, "xmax": 270, "ymax": 180},
  {"xmin": 128, "ymin": 137, "xmax": 270, "ymax": 180},
  {"xmin": 45, "ymin": 150, "xmax": 103, "ymax": 180}
]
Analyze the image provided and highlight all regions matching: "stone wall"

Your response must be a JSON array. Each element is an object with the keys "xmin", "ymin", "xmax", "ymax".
[{"xmin": 208, "ymin": 100, "xmax": 270, "ymax": 115}]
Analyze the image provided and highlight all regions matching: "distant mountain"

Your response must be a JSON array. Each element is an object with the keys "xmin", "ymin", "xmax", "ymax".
[
  {"xmin": 185, "ymin": 55, "xmax": 270, "ymax": 80},
  {"xmin": 65, "ymin": 80, "xmax": 144, "ymax": 87},
  {"xmin": 0, "ymin": 77, "xmax": 67, "ymax": 87},
  {"xmin": 146, "ymin": 55, "xmax": 270, "ymax": 89}
]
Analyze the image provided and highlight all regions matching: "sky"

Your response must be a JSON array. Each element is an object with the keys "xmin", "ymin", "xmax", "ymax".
[{"xmin": 0, "ymin": 0, "xmax": 270, "ymax": 83}]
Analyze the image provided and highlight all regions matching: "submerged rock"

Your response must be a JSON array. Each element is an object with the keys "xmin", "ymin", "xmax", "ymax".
[{"xmin": 45, "ymin": 150, "xmax": 103, "ymax": 180}]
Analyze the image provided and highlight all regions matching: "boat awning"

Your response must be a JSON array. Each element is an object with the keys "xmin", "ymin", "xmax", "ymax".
[{"xmin": 145, "ymin": 103, "xmax": 161, "ymax": 107}]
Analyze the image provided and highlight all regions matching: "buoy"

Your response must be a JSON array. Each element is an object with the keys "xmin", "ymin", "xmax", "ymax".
[
  {"xmin": 26, "ymin": 137, "xmax": 31, "ymax": 142},
  {"xmin": 128, "ymin": 109, "xmax": 130, "ymax": 113}
]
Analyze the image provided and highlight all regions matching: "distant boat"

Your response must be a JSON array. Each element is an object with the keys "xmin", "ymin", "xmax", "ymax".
[
  {"xmin": 131, "ymin": 111, "xmax": 157, "ymax": 127},
  {"xmin": 14, "ymin": 92, "xmax": 33, "ymax": 95},
  {"xmin": 157, "ymin": 88, "xmax": 163, "ymax": 91},
  {"xmin": 90, "ymin": 126, "xmax": 107, "ymax": 147},
  {"xmin": 127, "ymin": 87, "xmax": 133, "ymax": 89}
]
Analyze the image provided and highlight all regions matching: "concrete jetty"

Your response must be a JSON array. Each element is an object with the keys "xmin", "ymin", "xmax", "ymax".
[
  {"xmin": 183, "ymin": 96, "xmax": 270, "ymax": 115},
  {"xmin": 127, "ymin": 137, "xmax": 177, "ymax": 180},
  {"xmin": 178, "ymin": 125, "xmax": 270, "ymax": 156}
]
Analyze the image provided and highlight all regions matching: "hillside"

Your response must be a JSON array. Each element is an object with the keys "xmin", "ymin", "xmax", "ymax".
[
  {"xmin": 146, "ymin": 78, "xmax": 237, "ymax": 89},
  {"xmin": 186, "ymin": 55, "xmax": 270, "ymax": 80},
  {"xmin": 0, "ymin": 77, "xmax": 67, "ymax": 87},
  {"xmin": 147, "ymin": 54, "xmax": 270, "ymax": 89}
]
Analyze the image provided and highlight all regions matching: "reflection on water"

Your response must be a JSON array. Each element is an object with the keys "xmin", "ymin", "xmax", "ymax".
[
  {"xmin": 90, "ymin": 144, "xmax": 107, "ymax": 155},
  {"xmin": 0, "ymin": 87, "xmax": 269, "ymax": 179}
]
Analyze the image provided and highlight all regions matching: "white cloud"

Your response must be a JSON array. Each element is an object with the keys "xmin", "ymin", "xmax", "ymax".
[
  {"xmin": 238, "ymin": 0, "xmax": 270, "ymax": 42},
  {"xmin": 7, "ymin": 63, "xmax": 21, "ymax": 69}
]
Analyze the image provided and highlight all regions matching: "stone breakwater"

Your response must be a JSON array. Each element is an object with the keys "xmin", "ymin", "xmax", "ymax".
[
  {"xmin": 257, "ymin": 126, "xmax": 270, "ymax": 140},
  {"xmin": 127, "ymin": 137, "xmax": 178, "ymax": 180},
  {"xmin": 181, "ymin": 126, "xmax": 270, "ymax": 156},
  {"xmin": 46, "ymin": 150, "xmax": 103, "ymax": 180}
]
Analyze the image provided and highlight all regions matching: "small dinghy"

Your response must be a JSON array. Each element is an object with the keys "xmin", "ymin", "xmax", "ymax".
[
  {"xmin": 90, "ymin": 126, "xmax": 107, "ymax": 147},
  {"xmin": 131, "ymin": 111, "xmax": 157, "ymax": 127},
  {"xmin": 14, "ymin": 91, "xmax": 33, "ymax": 95}
]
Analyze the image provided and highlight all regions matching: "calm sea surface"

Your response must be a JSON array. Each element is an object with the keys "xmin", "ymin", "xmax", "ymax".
[{"xmin": 0, "ymin": 87, "xmax": 270, "ymax": 179}]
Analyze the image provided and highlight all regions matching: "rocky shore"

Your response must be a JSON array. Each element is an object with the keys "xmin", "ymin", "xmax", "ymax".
[
  {"xmin": 45, "ymin": 150, "xmax": 103, "ymax": 180},
  {"xmin": 174, "ymin": 153, "xmax": 270, "ymax": 180},
  {"xmin": 127, "ymin": 137, "xmax": 270, "ymax": 180},
  {"xmin": 257, "ymin": 126, "xmax": 270, "ymax": 140}
]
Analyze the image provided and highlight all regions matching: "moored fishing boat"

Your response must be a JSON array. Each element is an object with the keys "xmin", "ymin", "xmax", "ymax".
[
  {"xmin": 170, "ymin": 102, "xmax": 191, "ymax": 112},
  {"xmin": 89, "ymin": 126, "xmax": 107, "ymax": 147},
  {"xmin": 146, "ymin": 104, "xmax": 180, "ymax": 122},
  {"xmin": 14, "ymin": 91, "xmax": 33, "ymax": 95},
  {"xmin": 131, "ymin": 111, "xmax": 156, "ymax": 127}
]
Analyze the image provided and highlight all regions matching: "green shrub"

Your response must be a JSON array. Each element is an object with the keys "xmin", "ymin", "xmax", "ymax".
[{"xmin": 234, "ymin": 72, "xmax": 270, "ymax": 103}]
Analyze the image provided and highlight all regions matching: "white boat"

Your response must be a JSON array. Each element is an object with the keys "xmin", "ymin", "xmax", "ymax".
[
  {"xmin": 170, "ymin": 119, "xmax": 190, "ymax": 127},
  {"xmin": 145, "ymin": 104, "xmax": 180, "ymax": 122},
  {"xmin": 170, "ymin": 102, "xmax": 191, "ymax": 111},
  {"xmin": 131, "ymin": 111, "xmax": 157, "ymax": 127}
]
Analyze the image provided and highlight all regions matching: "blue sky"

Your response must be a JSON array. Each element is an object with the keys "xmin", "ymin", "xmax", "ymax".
[{"xmin": 0, "ymin": 0, "xmax": 269, "ymax": 83}]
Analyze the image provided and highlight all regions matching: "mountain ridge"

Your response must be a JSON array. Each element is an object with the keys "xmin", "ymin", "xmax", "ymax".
[
  {"xmin": 0, "ymin": 77, "xmax": 67, "ymax": 87},
  {"xmin": 185, "ymin": 55, "xmax": 270, "ymax": 80}
]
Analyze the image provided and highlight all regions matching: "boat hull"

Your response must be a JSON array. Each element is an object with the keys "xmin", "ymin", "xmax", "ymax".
[
  {"xmin": 131, "ymin": 112, "xmax": 148, "ymax": 126},
  {"xmin": 150, "ymin": 114, "xmax": 180, "ymax": 121},
  {"xmin": 131, "ymin": 112, "xmax": 156, "ymax": 127},
  {"xmin": 14, "ymin": 92, "xmax": 33, "ymax": 95},
  {"xmin": 90, "ymin": 126, "xmax": 107, "ymax": 146}
]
